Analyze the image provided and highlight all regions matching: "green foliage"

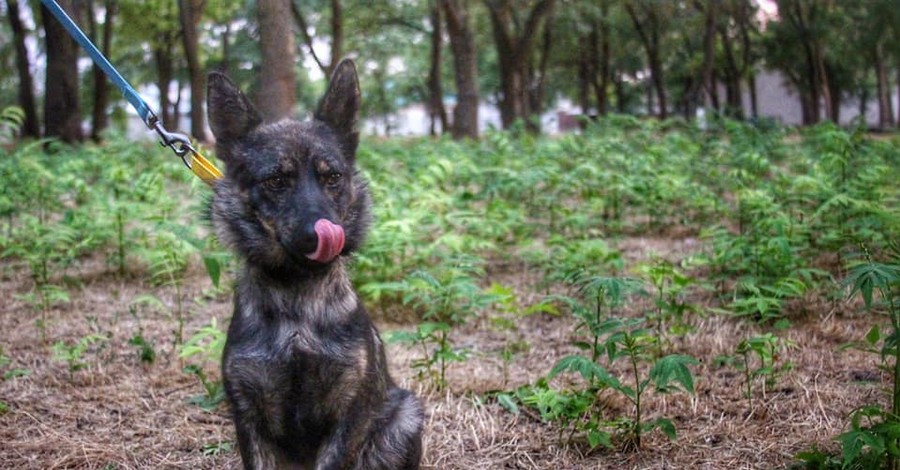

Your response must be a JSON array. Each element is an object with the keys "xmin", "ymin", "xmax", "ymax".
[
  {"xmin": 52, "ymin": 333, "xmax": 108, "ymax": 380},
  {"xmin": 180, "ymin": 319, "xmax": 227, "ymax": 410},
  {"xmin": 822, "ymin": 245, "xmax": 900, "ymax": 469},
  {"xmin": 717, "ymin": 333, "xmax": 795, "ymax": 414},
  {"xmin": 382, "ymin": 255, "xmax": 496, "ymax": 390}
]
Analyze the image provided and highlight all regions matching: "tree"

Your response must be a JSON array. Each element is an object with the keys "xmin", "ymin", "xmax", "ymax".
[
  {"xmin": 87, "ymin": 0, "xmax": 116, "ymax": 141},
  {"xmin": 257, "ymin": 0, "xmax": 296, "ymax": 121},
  {"xmin": 6, "ymin": 0, "xmax": 40, "ymax": 137},
  {"xmin": 625, "ymin": 0, "xmax": 673, "ymax": 119},
  {"xmin": 442, "ymin": 0, "xmax": 479, "ymax": 139},
  {"xmin": 41, "ymin": 0, "xmax": 83, "ymax": 142},
  {"xmin": 427, "ymin": 0, "xmax": 448, "ymax": 135},
  {"xmin": 179, "ymin": 0, "xmax": 206, "ymax": 140},
  {"xmin": 291, "ymin": 0, "xmax": 343, "ymax": 79},
  {"xmin": 484, "ymin": 0, "xmax": 556, "ymax": 131}
]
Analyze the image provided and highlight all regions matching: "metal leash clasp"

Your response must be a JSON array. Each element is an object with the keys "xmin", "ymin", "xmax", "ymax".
[{"xmin": 149, "ymin": 116, "xmax": 196, "ymax": 169}]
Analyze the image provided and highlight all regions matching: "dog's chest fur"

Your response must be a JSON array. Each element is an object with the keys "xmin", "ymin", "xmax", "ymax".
[{"xmin": 222, "ymin": 266, "xmax": 384, "ymax": 445}]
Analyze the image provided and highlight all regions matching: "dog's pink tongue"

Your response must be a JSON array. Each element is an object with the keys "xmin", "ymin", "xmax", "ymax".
[{"xmin": 305, "ymin": 219, "xmax": 345, "ymax": 263}]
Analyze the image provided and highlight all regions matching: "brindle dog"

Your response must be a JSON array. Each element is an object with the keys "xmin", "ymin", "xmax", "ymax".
[{"xmin": 207, "ymin": 59, "xmax": 423, "ymax": 470}]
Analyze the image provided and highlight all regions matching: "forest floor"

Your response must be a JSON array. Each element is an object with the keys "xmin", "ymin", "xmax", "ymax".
[{"xmin": 0, "ymin": 232, "xmax": 884, "ymax": 470}]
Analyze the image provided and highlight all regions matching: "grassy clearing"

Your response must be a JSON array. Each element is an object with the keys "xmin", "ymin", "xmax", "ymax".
[{"xmin": 0, "ymin": 117, "xmax": 898, "ymax": 468}]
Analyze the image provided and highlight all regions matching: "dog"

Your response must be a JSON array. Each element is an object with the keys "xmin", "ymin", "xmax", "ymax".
[{"xmin": 207, "ymin": 59, "xmax": 424, "ymax": 470}]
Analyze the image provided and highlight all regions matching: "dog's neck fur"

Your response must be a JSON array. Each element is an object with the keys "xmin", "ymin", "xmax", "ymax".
[{"xmin": 238, "ymin": 261, "xmax": 359, "ymax": 323}]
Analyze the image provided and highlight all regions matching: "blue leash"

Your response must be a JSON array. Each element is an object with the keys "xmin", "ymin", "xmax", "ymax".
[{"xmin": 39, "ymin": 0, "xmax": 222, "ymax": 183}]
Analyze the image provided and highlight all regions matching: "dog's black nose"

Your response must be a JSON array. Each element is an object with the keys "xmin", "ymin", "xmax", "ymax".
[{"xmin": 289, "ymin": 222, "xmax": 319, "ymax": 255}]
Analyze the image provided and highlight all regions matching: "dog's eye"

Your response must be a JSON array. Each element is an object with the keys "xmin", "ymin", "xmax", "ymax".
[
  {"xmin": 324, "ymin": 172, "xmax": 342, "ymax": 187},
  {"xmin": 262, "ymin": 177, "xmax": 288, "ymax": 191}
]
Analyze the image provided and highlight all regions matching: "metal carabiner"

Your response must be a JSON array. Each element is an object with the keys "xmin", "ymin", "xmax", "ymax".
[{"xmin": 150, "ymin": 118, "xmax": 195, "ymax": 169}]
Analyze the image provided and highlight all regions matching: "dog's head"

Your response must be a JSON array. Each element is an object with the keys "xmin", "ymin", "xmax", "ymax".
[{"xmin": 207, "ymin": 60, "xmax": 370, "ymax": 277}]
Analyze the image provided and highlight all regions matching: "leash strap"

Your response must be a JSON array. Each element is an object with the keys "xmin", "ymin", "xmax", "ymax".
[{"xmin": 40, "ymin": 0, "xmax": 223, "ymax": 185}]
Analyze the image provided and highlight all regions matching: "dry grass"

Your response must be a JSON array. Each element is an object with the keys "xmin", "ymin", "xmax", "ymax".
[{"xmin": 0, "ymin": 233, "xmax": 887, "ymax": 470}]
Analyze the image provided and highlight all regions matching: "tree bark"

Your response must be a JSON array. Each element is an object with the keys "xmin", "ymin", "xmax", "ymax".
[
  {"xmin": 6, "ymin": 0, "xmax": 40, "ymax": 137},
  {"xmin": 88, "ymin": 0, "xmax": 116, "ymax": 141},
  {"xmin": 874, "ymin": 42, "xmax": 895, "ymax": 129},
  {"xmin": 593, "ymin": 10, "xmax": 610, "ymax": 116},
  {"xmin": 258, "ymin": 0, "xmax": 296, "ymax": 121},
  {"xmin": 179, "ymin": 0, "xmax": 206, "ymax": 140},
  {"xmin": 155, "ymin": 42, "xmax": 174, "ymax": 127},
  {"xmin": 42, "ymin": 0, "xmax": 84, "ymax": 142},
  {"xmin": 626, "ymin": 3, "xmax": 668, "ymax": 119},
  {"xmin": 484, "ymin": 0, "xmax": 556, "ymax": 131},
  {"xmin": 427, "ymin": 0, "xmax": 448, "ymax": 135},
  {"xmin": 442, "ymin": 0, "xmax": 479, "ymax": 139}
]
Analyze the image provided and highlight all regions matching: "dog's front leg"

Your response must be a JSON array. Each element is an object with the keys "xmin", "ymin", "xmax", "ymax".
[
  {"xmin": 235, "ymin": 422, "xmax": 288, "ymax": 470},
  {"xmin": 313, "ymin": 422, "xmax": 365, "ymax": 470}
]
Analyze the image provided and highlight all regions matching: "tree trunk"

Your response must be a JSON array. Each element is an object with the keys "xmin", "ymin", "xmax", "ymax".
[
  {"xmin": 179, "ymin": 0, "xmax": 206, "ymax": 140},
  {"xmin": 155, "ymin": 43, "xmax": 174, "ymax": 126},
  {"xmin": 427, "ymin": 0, "xmax": 448, "ymax": 135},
  {"xmin": 41, "ymin": 0, "xmax": 83, "ymax": 142},
  {"xmin": 442, "ymin": 0, "xmax": 479, "ymax": 139},
  {"xmin": 748, "ymin": 71, "xmax": 758, "ymax": 118},
  {"xmin": 699, "ymin": 0, "xmax": 717, "ymax": 115},
  {"xmin": 614, "ymin": 73, "xmax": 627, "ymax": 113},
  {"xmin": 89, "ymin": 0, "xmax": 116, "ymax": 141},
  {"xmin": 6, "ymin": 0, "xmax": 40, "ymax": 137},
  {"xmin": 291, "ymin": 0, "xmax": 342, "ymax": 79},
  {"xmin": 527, "ymin": 9, "xmax": 554, "ymax": 131},
  {"xmin": 484, "ymin": 0, "xmax": 556, "ymax": 131},
  {"xmin": 594, "ymin": 11, "xmax": 610, "ymax": 116},
  {"xmin": 874, "ymin": 42, "xmax": 895, "ymax": 129},
  {"xmin": 626, "ymin": 3, "xmax": 667, "ymax": 119},
  {"xmin": 257, "ymin": 0, "xmax": 296, "ymax": 121}
]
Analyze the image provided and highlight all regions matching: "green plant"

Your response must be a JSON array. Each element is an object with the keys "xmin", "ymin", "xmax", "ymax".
[
  {"xmin": 52, "ymin": 333, "xmax": 108, "ymax": 380},
  {"xmin": 718, "ymin": 333, "xmax": 794, "ymax": 414},
  {"xmin": 551, "ymin": 319, "xmax": 698, "ymax": 450},
  {"xmin": 0, "ymin": 346, "xmax": 29, "ymax": 381},
  {"xmin": 637, "ymin": 258, "xmax": 698, "ymax": 355},
  {"xmin": 832, "ymin": 245, "xmax": 900, "ymax": 468},
  {"xmin": 381, "ymin": 255, "xmax": 495, "ymax": 390},
  {"xmin": 180, "ymin": 319, "xmax": 227, "ymax": 410}
]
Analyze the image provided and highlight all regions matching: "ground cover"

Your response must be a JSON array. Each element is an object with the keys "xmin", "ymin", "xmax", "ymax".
[{"xmin": 1, "ymin": 117, "xmax": 898, "ymax": 469}]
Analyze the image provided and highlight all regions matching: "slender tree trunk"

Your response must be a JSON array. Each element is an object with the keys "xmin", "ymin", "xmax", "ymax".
[
  {"xmin": 6, "ymin": 0, "xmax": 40, "ymax": 137},
  {"xmin": 179, "ymin": 0, "xmax": 206, "ymax": 140},
  {"xmin": 442, "ymin": 0, "xmax": 479, "ymax": 139},
  {"xmin": 291, "ymin": 0, "xmax": 342, "ymax": 79},
  {"xmin": 427, "ymin": 0, "xmax": 448, "ymax": 135},
  {"xmin": 257, "ymin": 0, "xmax": 296, "ymax": 121},
  {"xmin": 155, "ymin": 43, "xmax": 174, "ymax": 126},
  {"xmin": 699, "ymin": 0, "xmax": 717, "ymax": 114},
  {"xmin": 626, "ymin": 4, "xmax": 667, "ymax": 119},
  {"xmin": 874, "ymin": 42, "xmax": 895, "ymax": 129},
  {"xmin": 595, "ymin": 10, "xmax": 610, "ymax": 116},
  {"xmin": 42, "ymin": 0, "xmax": 83, "ymax": 142},
  {"xmin": 578, "ymin": 58, "xmax": 591, "ymax": 115},
  {"xmin": 527, "ymin": 9, "xmax": 554, "ymax": 131},
  {"xmin": 89, "ymin": 0, "xmax": 116, "ymax": 141},
  {"xmin": 748, "ymin": 72, "xmax": 758, "ymax": 118},
  {"xmin": 614, "ymin": 73, "xmax": 627, "ymax": 113}
]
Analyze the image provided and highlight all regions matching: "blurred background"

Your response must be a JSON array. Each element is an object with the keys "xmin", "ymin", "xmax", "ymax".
[{"xmin": 2, "ymin": 0, "xmax": 900, "ymax": 141}]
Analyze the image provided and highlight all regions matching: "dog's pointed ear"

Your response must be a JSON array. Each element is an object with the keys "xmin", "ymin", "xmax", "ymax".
[
  {"xmin": 207, "ymin": 72, "xmax": 262, "ymax": 142},
  {"xmin": 315, "ymin": 59, "xmax": 360, "ymax": 153}
]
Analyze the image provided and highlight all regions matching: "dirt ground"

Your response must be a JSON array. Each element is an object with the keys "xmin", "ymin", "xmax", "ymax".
[{"xmin": 0, "ymin": 233, "xmax": 885, "ymax": 469}]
